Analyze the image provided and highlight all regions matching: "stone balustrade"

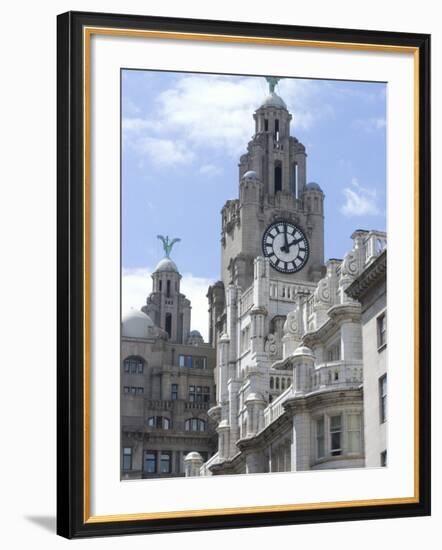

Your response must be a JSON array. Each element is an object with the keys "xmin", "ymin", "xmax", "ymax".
[
  {"xmin": 263, "ymin": 385, "xmax": 293, "ymax": 427},
  {"xmin": 310, "ymin": 360, "xmax": 363, "ymax": 392}
]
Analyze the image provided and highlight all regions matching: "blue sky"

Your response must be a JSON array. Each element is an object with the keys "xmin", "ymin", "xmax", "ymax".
[{"xmin": 122, "ymin": 70, "xmax": 386, "ymax": 337}]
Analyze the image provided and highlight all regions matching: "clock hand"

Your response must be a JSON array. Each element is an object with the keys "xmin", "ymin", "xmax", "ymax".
[
  {"xmin": 283, "ymin": 224, "xmax": 289, "ymax": 252},
  {"xmin": 281, "ymin": 237, "xmax": 303, "ymax": 252}
]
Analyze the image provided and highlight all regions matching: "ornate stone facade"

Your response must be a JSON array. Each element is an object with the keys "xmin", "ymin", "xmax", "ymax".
[
  {"xmin": 121, "ymin": 256, "xmax": 217, "ymax": 479},
  {"xmin": 195, "ymin": 83, "xmax": 387, "ymax": 476}
]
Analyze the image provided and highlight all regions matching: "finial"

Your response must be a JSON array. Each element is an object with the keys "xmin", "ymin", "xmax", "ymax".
[
  {"xmin": 265, "ymin": 76, "xmax": 282, "ymax": 94},
  {"xmin": 157, "ymin": 235, "xmax": 181, "ymax": 258}
]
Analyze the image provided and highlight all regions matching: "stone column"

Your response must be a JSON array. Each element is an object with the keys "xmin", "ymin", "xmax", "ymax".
[
  {"xmin": 245, "ymin": 393, "xmax": 266, "ymax": 437},
  {"xmin": 291, "ymin": 345, "xmax": 315, "ymax": 395},
  {"xmin": 184, "ymin": 452, "xmax": 203, "ymax": 477},
  {"xmin": 292, "ymin": 410, "xmax": 311, "ymax": 471}
]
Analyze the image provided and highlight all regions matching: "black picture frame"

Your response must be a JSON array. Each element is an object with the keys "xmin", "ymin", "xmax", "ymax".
[{"xmin": 57, "ymin": 10, "xmax": 431, "ymax": 539}]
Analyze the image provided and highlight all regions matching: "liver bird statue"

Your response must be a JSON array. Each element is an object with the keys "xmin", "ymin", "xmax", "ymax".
[{"xmin": 157, "ymin": 235, "xmax": 181, "ymax": 258}]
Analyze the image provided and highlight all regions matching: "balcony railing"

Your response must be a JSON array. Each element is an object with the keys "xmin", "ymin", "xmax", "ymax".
[
  {"xmin": 309, "ymin": 360, "xmax": 363, "ymax": 392},
  {"xmin": 263, "ymin": 385, "xmax": 293, "ymax": 427},
  {"xmin": 145, "ymin": 399, "xmax": 173, "ymax": 411}
]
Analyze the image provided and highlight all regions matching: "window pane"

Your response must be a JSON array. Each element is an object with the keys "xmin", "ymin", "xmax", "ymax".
[
  {"xmin": 330, "ymin": 415, "xmax": 342, "ymax": 431},
  {"xmin": 316, "ymin": 417, "xmax": 325, "ymax": 458},
  {"xmin": 179, "ymin": 355, "xmax": 185, "ymax": 367},
  {"xmin": 144, "ymin": 452, "xmax": 156, "ymax": 473},
  {"xmin": 160, "ymin": 452, "xmax": 171, "ymax": 473},
  {"xmin": 347, "ymin": 414, "xmax": 360, "ymax": 430},
  {"xmin": 331, "ymin": 432, "xmax": 341, "ymax": 451},
  {"xmin": 348, "ymin": 430, "xmax": 360, "ymax": 453}
]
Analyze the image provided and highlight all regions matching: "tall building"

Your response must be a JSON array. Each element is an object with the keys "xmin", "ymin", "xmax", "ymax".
[
  {"xmin": 185, "ymin": 78, "xmax": 388, "ymax": 476},
  {"xmin": 121, "ymin": 246, "xmax": 217, "ymax": 479},
  {"xmin": 346, "ymin": 249, "xmax": 387, "ymax": 467},
  {"xmin": 121, "ymin": 77, "xmax": 388, "ymax": 480}
]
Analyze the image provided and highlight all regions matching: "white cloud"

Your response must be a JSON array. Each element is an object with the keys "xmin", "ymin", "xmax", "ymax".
[
  {"xmin": 123, "ymin": 75, "xmax": 335, "ymax": 165},
  {"xmin": 352, "ymin": 116, "xmax": 386, "ymax": 133},
  {"xmin": 122, "ymin": 267, "xmax": 213, "ymax": 342},
  {"xmin": 133, "ymin": 136, "xmax": 195, "ymax": 167},
  {"xmin": 199, "ymin": 163, "xmax": 222, "ymax": 178},
  {"xmin": 341, "ymin": 178, "xmax": 380, "ymax": 217},
  {"xmin": 122, "ymin": 117, "xmax": 154, "ymax": 132}
]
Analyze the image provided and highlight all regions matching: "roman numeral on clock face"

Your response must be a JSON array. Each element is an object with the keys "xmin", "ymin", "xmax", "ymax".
[{"xmin": 262, "ymin": 221, "xmax": 310, "ymax": 273}]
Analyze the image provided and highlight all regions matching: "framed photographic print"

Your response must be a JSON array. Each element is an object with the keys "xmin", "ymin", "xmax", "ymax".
[{"xmin": 57, "ymin": 11, "xmax": 431, "ymax": 539}]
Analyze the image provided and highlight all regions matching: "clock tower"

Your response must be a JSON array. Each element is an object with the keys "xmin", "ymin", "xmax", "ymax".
[{"xmin": 220, "ymin": 77, "xmax": 325, "ymax": 291}]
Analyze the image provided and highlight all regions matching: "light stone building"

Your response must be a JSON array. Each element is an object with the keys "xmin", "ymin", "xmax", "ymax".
[
  {"xmin": 346, "ymin": 249, "xmax": 387, "ymax": 467},
  {"xmin": 121, "ymin": 77, "xmax": 388, "ymax": 480},
  {"xmin": 121, "ymin": 254, "xmax": 217, "ymax": 479},
  {"xmin": 186, "ymin": 79, "xmax": 387, "ymax": 476}
]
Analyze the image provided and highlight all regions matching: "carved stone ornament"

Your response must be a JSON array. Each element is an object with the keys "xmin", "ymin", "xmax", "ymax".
[{"xmin": 264, "ymin": 333, "xmax": 282, "ymax": 359}]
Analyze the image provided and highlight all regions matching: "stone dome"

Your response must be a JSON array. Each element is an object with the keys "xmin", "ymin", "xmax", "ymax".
[
  {"xmin": 187, "ymin": 330, "xmax": 204, "ymax": 345},
  {"xmin": 154, "ymin": 257, "xmax": 179, "ymax": 273},
  {"xmin": 259, "ymin": 92, "xmax": 287, "ymax": 109},
  {"xmin": 122, "ymin": 309, "xmax": 154, "ymax": 338},
  {"xmin": 184, "ymin": 451, "xmax": 203, "ymax": 462},
  {"xmin": 242, "ymin": 170, "xmax": 259, "ymax": 181},
  {"xmin": 305, "ymin": 181, "xmax": 323, "ymax": 192}
]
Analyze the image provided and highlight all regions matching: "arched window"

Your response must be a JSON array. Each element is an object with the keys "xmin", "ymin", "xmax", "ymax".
[
  {"xmin": 270, "ymin": 377, "xmax": 274, "ymax": 390},
  {"xmin": 281, "ymin": 378, "xmax": 286, "ymax": 390},
  {"xmin": 185, "ymin": 418, "xmax": 206, "ymax": 432},
  {"xmin": 274, "ymin": 118, "xmax": 280, "ymax": 140},
  {"xmin": 292, "ymin": 163, "xmax": 298, "ymax": 197},
  {"xmin": 147, "ymin": 416, "xmax": 171, "ymax": 430},
  {"xmin": 274, "ymin": 162, "xmax": 282, "ymax": 193},
  {"xmin": 123, "ymin": 356, "xmax": 145, "ymax": 374},
  {"xmin": 166, "ymin": 279, "xmax": 171, "ymax": 297},
  {"xmin": 165, "ymin": 313, "xmax": 172, "ymax": 338},
  {"xmin": 275, "ymin": 378, "xmax": 280, "ymax": 390}
]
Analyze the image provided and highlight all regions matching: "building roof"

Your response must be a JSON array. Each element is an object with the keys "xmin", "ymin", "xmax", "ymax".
[
  {"xmin": 154, "ymin": 257, "xmax": 179, "ymax": 273},
  {"xmin": 259, "ymin": 92, "xmax": 287, "ymax": 109},
  {"xmin": 242, "ymin": 170, "xmax": 259, "ymax": 181},
  {"xmin": 345, "ymin": 249, "xmax": 387, "ymax": 301},
  {"xmin": 305, "ymin": 181, "xmax": 323, "ymax": 192},
  {"xmin": 122, "ymin": 309, "xmax": 154, "ymax": 338}
]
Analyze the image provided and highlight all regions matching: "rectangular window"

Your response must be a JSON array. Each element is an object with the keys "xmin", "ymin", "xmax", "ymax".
[
  {"xmin": 179, "ymin": 355, "xmax": 194, "ymax": 368},
  {"xmin": 380, "ymin": 450, "xmax": 387, "ymax": 467},
  {"xmin": 327, "ymin": 342, "xmax": 341, "ymax": 362},
  {"xmin": 189, "ymin": 385, "xmax": 195, "ymax": 402},
  {"xmin": 347, "ymin": 413, "xmax": 362, "ymax": 453},
  {"xmin": 377, "ymin": 312, "xmax": 387, "ymax": 348},
  {"xmin": 123, "ymin": 386, "xmax": 130, "ymax": 393},
  {"xmin": 135, "ymin": 387, "xmax": 144, "ymax": 395},
  {"xmin": 330, "ymin": 414, "xmax": 342, "ymax": 456},
  {"xmin": 189, "ymin": 386, "xmax": 210, "ymax": 403},
  {"xmin": 379, "ymin": 374, "xmax": 387, "ymax": 423},
  {"xmin": 316, "ymin": 416, "xmax": 325, "ymax": 459},
  {"xmin": 122, "ymin": 447, "xmax": 132, "ymax": 470},
  {"xmin": 160, "ymin": 451, "xmax": 172, "ymax": 474},
  {"xmin": 144, "ymin": 451, "xmax": 156, "ymax": 473},
  {"xmin": 193, "ymin": 356, "xmax": 207, "ymax": 369},
  {"xmin": 171, "ymin": 383, "xmax": 178, "ymax": 400}
]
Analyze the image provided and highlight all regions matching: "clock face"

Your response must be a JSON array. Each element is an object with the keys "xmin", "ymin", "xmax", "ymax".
[{"xmin": 262, "ymin": 221, "xmax": 310, "ymax": 273}]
